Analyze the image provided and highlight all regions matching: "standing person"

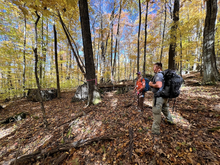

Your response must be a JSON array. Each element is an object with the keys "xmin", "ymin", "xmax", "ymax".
[
  {"xmin": 149, "ymin": 62, "xmax": 173, "ymax": 136},
  {"xmin": 133, "ymin": 72, "xmax": 146, "ymax": 112}
]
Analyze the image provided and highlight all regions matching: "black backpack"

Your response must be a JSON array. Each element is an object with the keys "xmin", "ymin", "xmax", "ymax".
[{"xmin": 155, "ymin": 69, "xmax": 184, "ymax": 98}]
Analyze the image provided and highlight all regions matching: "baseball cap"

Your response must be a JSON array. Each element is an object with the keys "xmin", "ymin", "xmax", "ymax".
[{"xmin": 136, "ymin": 72, "xmax": 141, "ymax": 75}]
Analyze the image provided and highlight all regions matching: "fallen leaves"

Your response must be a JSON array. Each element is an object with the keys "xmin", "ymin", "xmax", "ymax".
[{"xmin": 0, "ymin": 74, "xmax": 220, "ymax": 164}]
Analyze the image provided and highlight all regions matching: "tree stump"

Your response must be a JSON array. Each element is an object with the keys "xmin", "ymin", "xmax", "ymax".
[{"xmin": 27, "ymin": 88, "xmax": 57, "ymax": 102}]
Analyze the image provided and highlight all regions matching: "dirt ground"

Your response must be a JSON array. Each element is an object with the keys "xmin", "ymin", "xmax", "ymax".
[{"xmin": 0, "ymin": 72, "xmax": 220, "ymax": 165}]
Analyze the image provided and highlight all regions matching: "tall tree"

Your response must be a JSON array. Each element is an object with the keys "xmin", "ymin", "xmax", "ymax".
[
  {"xmin": 110, "ymin": 0, "xmax": 116, "ymax": 82},
  {"xmin": 160, "ymin": 0, "xmax": 167, "ymax": 63},
  {"xmin": 202, "ymin": 0, "xmax": 220, "ymax": 83},
  {"xmin": 33, "ymin": 11, "xmax": 48, "ymax": 127},
  {"xmin": 79, "ymin": 0, "xmax": 96, "ymax": 106},
  {"xmin": 112, "ymin": 0, "xmax": 122, "ymax": 79},
  {"xmin": 168, "ymin": 0, "xmax": 179, "ymax": 70},
  {"xmin": 53, "ymin": 22, "xmax": 61, "ymax": 98},
  {"xmin": 143, "ymin": 1, "xmax": 149, "ymax": 77},
  {"xmin": 137, "ymin": 0, "xmax": 141, "ymax": 72},
  {"xmin": 23, "ymin": 11, "xmax": 26, "ymax": 97},
  {"xmin": 100, "ymin": 3, "xmax": 105, "ymax": 83}
]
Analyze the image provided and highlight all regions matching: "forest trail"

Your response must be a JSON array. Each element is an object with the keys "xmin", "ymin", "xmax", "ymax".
[{"xmin": 0, "ymin": 72, "xmax": 220, "ymax": 164}]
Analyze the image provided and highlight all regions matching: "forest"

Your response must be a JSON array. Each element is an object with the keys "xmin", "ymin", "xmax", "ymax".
[{"xmin": 0, "ymin": 0, "xmax": 220, "ymax": 164}]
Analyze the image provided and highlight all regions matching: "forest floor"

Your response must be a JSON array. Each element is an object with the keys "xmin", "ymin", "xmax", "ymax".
[{"xmin": 0, "ymin": 72, "xmax": 220, "ymax": 165}]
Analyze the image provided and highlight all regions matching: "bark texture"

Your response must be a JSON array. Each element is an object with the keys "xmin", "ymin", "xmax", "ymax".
[
  {"xmin": 202, "ymin": 0, "xmax": 220, "ymax": 83},
  {"xmin": 168, "ymin": 0, "xmax": 179, "ymax": 70},
  {"xmin": 79, "ymin": 0, "xmax": 96, "ymax": 105}
]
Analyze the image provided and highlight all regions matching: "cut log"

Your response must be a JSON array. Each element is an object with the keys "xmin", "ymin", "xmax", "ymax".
[
  {"xmin": 27, "ymin": 88, "xmax": 57, "ymax": 102},
  {"xmin": 71, "ymin": 83, "xmax": 101, "ymax": 104},
  {"xmin": 8, "ymin": 133, "xmax": 124, "ymax": 165}
]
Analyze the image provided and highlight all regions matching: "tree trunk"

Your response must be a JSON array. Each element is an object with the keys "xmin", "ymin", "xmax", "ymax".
[
  {"xmin": 58, "ymin": 12, "xmax": 86, "ymax": 75},
  {"xmin": 137, "ymin": 0, "xmax": 141, "ymax": 72},
  {"xmin": 40, "ymin": 15, "xmax": 43, "ymax": 83},
  {"xmin": 180, "ymin": 30, "xmax": 182, "ymax": 77},
  {"xmin": 53, "ymin": 23, "xmax": 61, "ymax": 99},
  {"xmin": 110, "ymin": 0, "xmax": 116, "ymax": 82},
  {"xmin": 33, "ymin": 11, "xmax": 48, "ymax": 127},
  {"xmin": 79, "ymin": 0, "xmax": 96, "ymax": 106},
  {"xmin": 23, "ymin": 15, "xmax": 26, "ymax": 97},
  {"xmin": 118, "ymin": 42, "xmax": 120, "ymax": 82},
  {"xmin": 112, "ymin": 0, "xmax": 122, "ymax": 79},
  {"xmin": 168, "ymin": 0, "xmax": 179, "ymax": 70},
  {"xmin": 160, "ymin": 0, "xmax": 167, "ymax": 63},
  {"xmin": 100, "ymin": 10, "xmax": 105, "ymax": 83},
  {"xmin": 203, "ymin": 0, "xmax": 220, "ymax": 83},
  {"xmin": 143, "ymin": 1, "xmax": 149, "ymax": 78}
]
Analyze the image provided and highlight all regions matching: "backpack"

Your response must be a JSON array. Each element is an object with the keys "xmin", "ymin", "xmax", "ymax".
[
  {"xmin": 141, "ymin": 78, "xmax": 150, "ymax": 92},
  {"xmin": 155, "ymin": 69, "xmax": 184, "ymax": 98}
]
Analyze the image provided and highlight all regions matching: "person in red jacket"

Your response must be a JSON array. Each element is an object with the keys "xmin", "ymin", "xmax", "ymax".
[{"xmin": 133, "ymin": 72, "xmax": 146, "ymax": 112}]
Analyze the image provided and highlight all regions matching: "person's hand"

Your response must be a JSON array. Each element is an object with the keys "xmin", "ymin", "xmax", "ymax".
[{"xmin": 149, "ymin": 81, "xmax": 153, "ymax": 87}]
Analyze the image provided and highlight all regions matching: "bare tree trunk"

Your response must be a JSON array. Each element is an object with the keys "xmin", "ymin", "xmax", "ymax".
[
  {"xmin": 79, "ymin": 0, "xmax": 96, "ymax": 106},
  {"xmin": 203, "ymin": 0, "xmax": 220, "ymax": 83},
  {"xmin": 160, "ymin": 0, "xmax": 167, "ymax": 63},
  {"xmin": 129, "ymin": 59, "xmax": 132, "ymax": 80},
  {"xmin": 58, "ymin": 12, "xmax": 86, "ymax": 75},
  {"xmin": 23, "ymin": 15, "xmax": 26, "ymax": 97},
  {"xmin": 112, "ymin": 0, "xmax": 122, "ymax": 79},
  {"xmin": 124, "ymin": 52, "xmax": 127, "ymax": 80},
  {"xmin": 143, "ymin": 1, "xmax": 149, "ymax": 77},
  {"xmin": 53, "ymin": 22, "xmax": 61, "ymax": 98},
  {"xmin": 40, "ymin": 15, "xmax": 43, "ymax": 83},
  {"xmin": 179, "ymin": 30, "xmax": 182, "ymax": 77},
  {"xmin": 168, "ymin": 0, "xmax": 179, "ymax": 70},
  {"xmin": 118, "ymin": 42, "xmax": 120, "ymax": 82},
  {"xmin": 33, "ymin": 11, "xmax": 48, "ymax": 127},
  {"xmin": 100, "ymin": 10, "xmax": 105, "ymax": 83},
  {"xmin": 110, "ymin": 0, "xmax": 116, "ymax": 82},
  {"xmin": 137, "ymin": 0, "xmax": 141, "ymax": 72}
]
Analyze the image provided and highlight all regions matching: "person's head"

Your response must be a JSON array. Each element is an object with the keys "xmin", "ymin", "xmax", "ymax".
[
  {"xmin": 136, "ymin": 72, "xmax": 142, "ymax": 78},
  {"xmin": 153, "ymin": 62, "xmax": 162, "ymax": 73}
]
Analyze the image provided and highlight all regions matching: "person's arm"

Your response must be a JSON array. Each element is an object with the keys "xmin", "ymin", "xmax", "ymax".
[{"xmin": 149, "ymin": 81, "xmax": 162, "ymax": 89}]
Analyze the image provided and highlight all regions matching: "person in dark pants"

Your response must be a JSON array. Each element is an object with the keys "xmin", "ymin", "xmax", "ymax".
[
  {"xmin": 133, "ymin": 72, "xmax": 146, "ymax": 112},
  {"xmin": 149, "ymin": 63, "xmax": 173, "ymax": 137}
]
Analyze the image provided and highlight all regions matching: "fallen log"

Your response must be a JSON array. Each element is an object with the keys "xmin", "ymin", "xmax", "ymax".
[
  {"xmin": 98, "ymin": 84, "xmax": 133, "ymax": 88},
  {"xmin": 8, "ymin": 133, "xmax": 125, "ymax": 165},
  {"xmin": 53, "ymin": 152, "xmax": 68, "ymax": 165},
  {"xmin": 57, "ymin": 108, "xmax": 92, "ymax": 128}
]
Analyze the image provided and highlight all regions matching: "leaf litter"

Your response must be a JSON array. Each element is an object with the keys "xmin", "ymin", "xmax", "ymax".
[{"xmin": 0, "ymin": 72, "xmax": 219, "ymax": 164}]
